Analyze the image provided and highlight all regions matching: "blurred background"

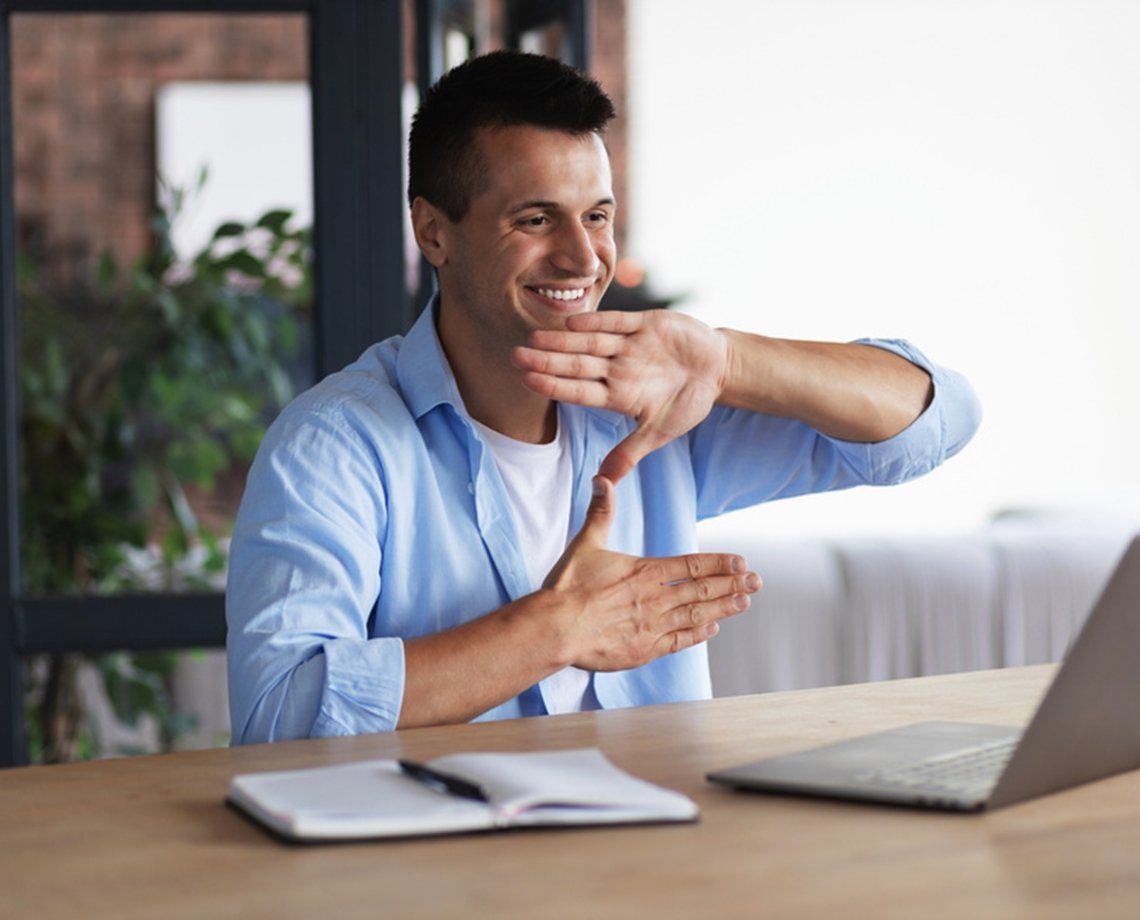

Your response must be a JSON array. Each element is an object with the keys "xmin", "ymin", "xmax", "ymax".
[
  {"xmin": 4, "ymin": 0, "xmax": 1139, "ymax": 763},
  {"xmin": 628, "ymin": 0, "xmax": 1140, "ymax": 539}
]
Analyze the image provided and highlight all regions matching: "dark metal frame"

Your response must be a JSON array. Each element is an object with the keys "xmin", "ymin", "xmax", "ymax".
[
  {"xmin": 506, "ymin": 0, "xmax": 590, "ymax": 65},
  {"xmin": 0, "ymin": 0, "xmax": 407, "ymax": 766},
  {"xmin": 0, "ymin": 0, "xmax": 589, "ymax": 767}
]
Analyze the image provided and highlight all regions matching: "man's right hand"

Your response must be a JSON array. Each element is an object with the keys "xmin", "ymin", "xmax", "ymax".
[
  {"xmin": 400, "ymin": 476, "xmax": 759, "ymax": 729},
  {"xmin": 542, "ymin": 475, "xmax": 761, "ymax": 672}
]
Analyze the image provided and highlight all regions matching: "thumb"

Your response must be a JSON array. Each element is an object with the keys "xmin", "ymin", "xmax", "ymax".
[
  {"xmin": 577, "ymin": 474, "xmax": 616, "ymax": 547},
  {"xmin": 598, "ymin": 427, "xmax": 660, "ymax": 484},
  {"xmin": 542, "ymin": 475, "xmax": 616, "ymax": 590},
  {"xmin": 597, "ymin": 443, "xmax": 635, "ymax": 485}
]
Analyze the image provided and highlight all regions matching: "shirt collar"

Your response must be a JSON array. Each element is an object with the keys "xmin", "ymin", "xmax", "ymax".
[
  {"xmin": 396, "ymin": 296, "xmax": 468, "ymax": 421},
  {"xmin": 394, "ymin": 295, "xmax": 624, "ymax": 437}
]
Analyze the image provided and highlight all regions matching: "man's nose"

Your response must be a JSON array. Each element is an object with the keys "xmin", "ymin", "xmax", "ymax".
[{"xmin": 551, "ymin": 221, "xmax": 602, "ymax": 277}]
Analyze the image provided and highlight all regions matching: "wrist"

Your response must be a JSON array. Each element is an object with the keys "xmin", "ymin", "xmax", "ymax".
[
  {"xmin": 714, "ymin": 327, "xmax": 767, "ymax": 410},
  {"xmin": 713, "ymin": 327, "xmax": 733, "ymax": 405},
  {"xmin": 514, "ymin": 587, "xmax": 580, "ymax": 671}
]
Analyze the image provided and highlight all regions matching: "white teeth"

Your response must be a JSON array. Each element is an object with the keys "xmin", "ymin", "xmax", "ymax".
[{"xmin": 537, "ymin": 287, "xmax": 585, "ymax": 301}]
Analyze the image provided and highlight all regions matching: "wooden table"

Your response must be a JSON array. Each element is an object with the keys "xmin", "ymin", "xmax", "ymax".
[{"xmin": 2, "ymin": 664, "xmax": 1139, "ymax": 919}]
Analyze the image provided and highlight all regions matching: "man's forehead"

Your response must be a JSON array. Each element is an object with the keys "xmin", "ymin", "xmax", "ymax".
[
  {"xmin": 476, "ymin": 124, "xmax": 609, "ymax": 164},
  {"xmin": 473, "ymin": 125, "xmax": 613, "ymax": 198}
]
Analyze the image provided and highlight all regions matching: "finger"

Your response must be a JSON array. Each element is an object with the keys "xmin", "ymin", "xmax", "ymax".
[
  {"xmin": 574, "ymin": 474, "xmax": 615, "ymax": 549},
  {"xmin": 665, "ymin": 589, "xmax": 752, "ymax": 634},
  {"xmin": 597, "ymin": 446, "xmax": 635, "ymax": 485},
  {"xmin": 526, "ymin": 329, "xmax": 626, "ymax": 357},
  {"xmin": 565, "ymin": 310, "xmax": 647, "ymax": 334},
  {"xmin": 597, "ymin": 426, "xmax": 668, "ymax": 484},
  {"xmin": 635, "ymin": 551, "xmax": 749, "ymax": 586},
  {"xmin": 520, "ymin": 372, "xmax": 611, "ymax": 405},
  {"xmin": 512, "ymin": 346, "xmax": 610, "ymax": 380},
  {"xmin": 659, "ymin": 571, "xmax": 762, "ymax": 609},
  {"xmin": 655, "ymin": 620, "xmax": 722, "ymax": 657}
]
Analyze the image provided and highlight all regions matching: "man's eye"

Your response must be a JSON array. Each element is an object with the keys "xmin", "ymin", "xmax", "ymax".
[
  {"xmin": 522, "ymin": 215, "xmax": 549, "ymax": 228},
  {"xmin": 586, "ymin": 211, "xmax": 610, "ymax": 225}
]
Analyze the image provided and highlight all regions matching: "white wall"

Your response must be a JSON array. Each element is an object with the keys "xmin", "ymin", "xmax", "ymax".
[
  {"xmin": 627, "ymin": 0, "xmax": 1140, "ymax": 537},
  {"xmin": 155, "ymin": 82, "xmax": 312, "ymax": 259}
]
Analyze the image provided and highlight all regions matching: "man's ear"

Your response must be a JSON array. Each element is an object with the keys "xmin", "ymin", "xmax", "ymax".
[{"xmin": 411, "ymin": 197, "xmax": 450, "ymax": 269}]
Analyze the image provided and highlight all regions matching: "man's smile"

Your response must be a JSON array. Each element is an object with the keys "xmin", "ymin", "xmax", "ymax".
[{"xmin": 533, "ymin": 286, "xmax": 587, "ymax": 301}]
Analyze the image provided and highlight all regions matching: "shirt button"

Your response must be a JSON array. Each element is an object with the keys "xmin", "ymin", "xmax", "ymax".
[{"xmin": 467, "ymin": 482, "xmax": 475, "ymax": 495}]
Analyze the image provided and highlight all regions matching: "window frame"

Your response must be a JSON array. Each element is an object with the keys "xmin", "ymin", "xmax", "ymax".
[
  {"xmin": 0, "ymin": 0, "xmax": 591, "ymax": 766},
  {"xmin": 0, "ymin": 0, "xmax": 408, "ymax": 766}
]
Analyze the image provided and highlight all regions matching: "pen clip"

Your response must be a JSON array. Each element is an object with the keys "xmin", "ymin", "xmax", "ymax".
[{"xmin": 397, "ymin": 759, "xmax": 489, "ymax": 803}]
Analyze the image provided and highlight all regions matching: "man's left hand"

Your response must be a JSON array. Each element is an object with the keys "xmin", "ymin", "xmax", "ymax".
[{"xmin": 512, "ymin": 310, "xmax": 728, "ymax": 483}]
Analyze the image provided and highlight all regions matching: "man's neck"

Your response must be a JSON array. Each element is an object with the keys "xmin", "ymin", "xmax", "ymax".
[
  {"xmin": 436, "ymin": 308, "xmax": 557, "ymax": 444},
  {"xmin": 462, "ymin": 379, "xmax": 557, "ymax": 444}
]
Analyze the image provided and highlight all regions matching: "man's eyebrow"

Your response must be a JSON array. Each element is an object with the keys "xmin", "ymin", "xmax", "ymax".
[{"xmin": 507, "ymin": 197, "xmax": 616, "ymax": 215}]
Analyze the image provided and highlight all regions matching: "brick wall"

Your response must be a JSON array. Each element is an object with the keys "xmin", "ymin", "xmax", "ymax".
[
  {"xmin": 11, "ymin": 12, "xmax": 308, "ymax": 285},
  {"xmin": 9, "ymin": 4, "xmax": 629, "ymax": 283}
]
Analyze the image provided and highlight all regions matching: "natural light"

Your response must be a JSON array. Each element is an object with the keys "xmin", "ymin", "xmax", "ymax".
[{"xmin": 628, "ymin": 0, "xmax": 1140, "ymax": 538}]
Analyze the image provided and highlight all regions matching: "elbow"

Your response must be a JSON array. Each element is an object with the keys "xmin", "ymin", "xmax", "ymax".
[
  {"xmin": 228, "ymin": 653, "xmax": 325, "ymax": 745},
  {"xmin": 941, "ymin": 371, "xmax": 983, "ymax": 460}
]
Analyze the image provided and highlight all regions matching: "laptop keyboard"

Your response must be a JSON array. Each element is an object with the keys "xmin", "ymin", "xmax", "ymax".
[{"xmin": 855, "ymin": 736, "xmax": 1019, "ymax": 799}]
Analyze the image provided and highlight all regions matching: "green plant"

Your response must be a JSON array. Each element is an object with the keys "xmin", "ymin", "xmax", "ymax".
[{"xmin": 19, "ymin": 172, "xmax": 311, "ymax": 762}]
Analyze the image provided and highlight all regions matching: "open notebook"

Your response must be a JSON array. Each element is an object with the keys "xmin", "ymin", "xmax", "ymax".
[
  {"xmin": 708, "ymin": 535, "xmax": 1140, "ymax": 812},
  {"xmin": 228, "ymin": 747, "xmax": 698, "ymax": 842}
]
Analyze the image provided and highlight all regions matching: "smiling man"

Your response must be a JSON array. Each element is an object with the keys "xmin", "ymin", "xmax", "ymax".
[
  {"xmin": 415, "ymin": 123, "xmax": 616, "ymax": 445},
  {"xmin": 226, "ymin": 52, "xmax": 980, "ymax": 744}
]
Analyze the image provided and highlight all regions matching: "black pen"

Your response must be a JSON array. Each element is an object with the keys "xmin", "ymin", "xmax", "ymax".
[{"xmin": 397, "ymin": 759, "xmax": 490, "ymax": 802}]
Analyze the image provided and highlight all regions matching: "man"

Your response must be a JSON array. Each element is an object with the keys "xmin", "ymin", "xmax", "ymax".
[{"xmin": 226, "ymin": 52, "xmax": 980, "ymax": 743}]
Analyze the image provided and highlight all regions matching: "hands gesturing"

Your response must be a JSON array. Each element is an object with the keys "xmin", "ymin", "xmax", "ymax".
[
  {"xmin": 518, "ymin": 310, "xmax": 758, "ymax": 669},
  {"xmin": 512, "ymin": 310, "xmax": 729, "ymax": 483},
  {"xmin": 543, "ymin": 476, "xmax": 760, "ymax": 672}
]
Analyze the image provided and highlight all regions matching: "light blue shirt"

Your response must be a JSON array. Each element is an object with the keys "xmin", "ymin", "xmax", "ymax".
[{"xmin": 226, "ymin": 304, "xmax": 981, "ymax": 744}]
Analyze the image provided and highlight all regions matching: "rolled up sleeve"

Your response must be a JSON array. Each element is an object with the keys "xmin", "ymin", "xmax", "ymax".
[
  {"xmin": 226, "ymin": 404, "xmax": 402, "ymax": 744},
  {"xmin": 690, "ymin": 338, "xmax": 982, "ymax": 518}
]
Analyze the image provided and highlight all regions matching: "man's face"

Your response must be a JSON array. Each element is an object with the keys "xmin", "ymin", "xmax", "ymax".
[{"xmin": 430, "ymin": 124, "xmax": 616, "ymax": 350}]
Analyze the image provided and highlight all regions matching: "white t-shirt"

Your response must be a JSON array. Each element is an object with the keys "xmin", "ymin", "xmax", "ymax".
[{"xmin": 471, "ymin": 409, "xmax": 599, "ymax": 714}]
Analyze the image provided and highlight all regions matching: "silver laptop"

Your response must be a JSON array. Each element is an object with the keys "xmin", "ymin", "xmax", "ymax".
[{"xmin": 707, "ymin": 535, "xmax": 1140, "ymax": 812}]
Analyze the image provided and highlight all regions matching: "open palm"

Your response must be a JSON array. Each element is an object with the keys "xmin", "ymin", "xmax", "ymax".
[{"xmin": 512, "ymin": 309, "xmax": 729, "ymax": 482}]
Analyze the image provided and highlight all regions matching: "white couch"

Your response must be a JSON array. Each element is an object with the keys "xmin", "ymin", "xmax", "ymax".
[{"xmin": 699, "ymin": 510, "xmax": 1139, "ymax": 697}]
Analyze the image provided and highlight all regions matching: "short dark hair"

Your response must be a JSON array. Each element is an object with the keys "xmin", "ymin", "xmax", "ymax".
[{"xmin": 408, "ymin": 51, "xmax": 616, "ymax": 221}]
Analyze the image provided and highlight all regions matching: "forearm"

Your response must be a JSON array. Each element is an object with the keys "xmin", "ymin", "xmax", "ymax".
[
  {"xmin": 399, "ymin": 591, "xmax": 571, "ymax": 729},
  {"xmin": 717, "ymin": 330, "xmax": 933, "ymax": 443}
]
